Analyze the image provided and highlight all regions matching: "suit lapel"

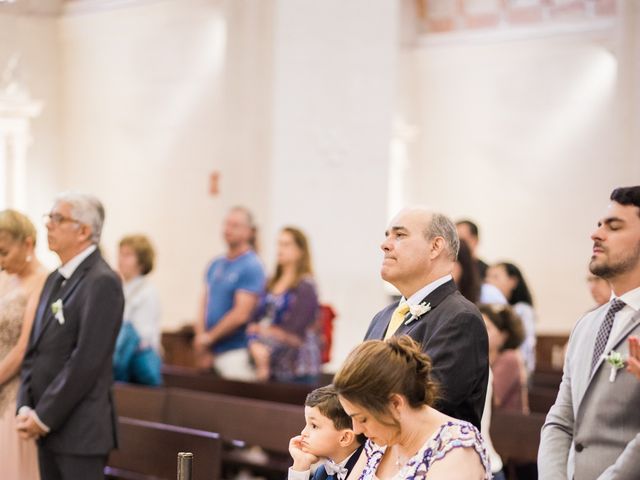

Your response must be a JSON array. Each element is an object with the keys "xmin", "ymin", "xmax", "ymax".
[
  {"xmin": 33, "ymin": 251, "xmax": 100, "ymax": 344},
  {"xmin": 344, "ymin": 443, "xmax": 364, "ymax": 478},
  {"xmin": 394, "ymin": 280, "xmax": 457, "ymax": 337},
  {"xmin": 584, "ymin": 309, "xmax": 640, "ymax": 392},
  {"xmin": 32, "ymin": 272, "xmax": 63, "ymax": 340}
]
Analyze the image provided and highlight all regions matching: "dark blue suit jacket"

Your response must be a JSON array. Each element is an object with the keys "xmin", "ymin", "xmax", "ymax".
[
  {"xmin": 364, "ymin": 280, "xmax": 488, "ymax": 430},
  {"xmin": 17, "ymin": 249, "xmax": 124, "ymax": 455}
]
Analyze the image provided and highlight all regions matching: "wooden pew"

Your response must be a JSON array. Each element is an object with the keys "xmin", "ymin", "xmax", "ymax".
[
  {"xmin": 491, "ymin": 411, "xmax": 545, "ymax": 463},
  {"xmin": 490, "ymin": 410, "xmax": 545, "ymax": 479},
  {"xmin": 531, "ymin": 370, "xmax": 563, "ymax": 391},
  {"xmin": 162, "ymin": 326, "xmax": 196, "ymax": 367},
  {"xmin": 528, "ymin": 387, "xmax": 558, "ymax": 415},
  {"xmin": 106, "ymin": 417, "xmax": 222, "ymax": 480},
  {"xmin": 536, "ymin": 334, "xmax": 569, "ymax": 371},
  {"xmin": 161, "ymin": 364, "xmax": 317, "ymax": 405},
  {"xmin": 113, "ymin": 382, "xmax": 167, "ymax": 422},
  {"xmin": 114, "ymin": 384, "xmax": 304, "ymax": 476}
]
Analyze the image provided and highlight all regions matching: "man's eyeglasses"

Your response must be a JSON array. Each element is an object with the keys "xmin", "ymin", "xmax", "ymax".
[{"xmin": 43, "ymin": 213, "xmax": 81, "ymax": 226}]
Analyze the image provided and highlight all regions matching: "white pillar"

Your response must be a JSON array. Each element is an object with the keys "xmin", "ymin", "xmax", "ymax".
[
  {"xmin": 0, "ymin": 83, "xmax": 42, "ymax": 211},
  {"xmin": 268, "ymin": 0, "xmax": 399, "ymax": 368}
]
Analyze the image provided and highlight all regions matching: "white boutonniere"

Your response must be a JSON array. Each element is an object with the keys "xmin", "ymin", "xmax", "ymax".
[
  {"xmin": 404, "ymin": 302, "xmax": 431, "ymax": 326},
  {"xmin": 51, "ymin": 299, "xmax": 65, "ymax": 325},
  {"xmin": 602, "ymin": 350, "xmax": 625, "ymax": 382}
]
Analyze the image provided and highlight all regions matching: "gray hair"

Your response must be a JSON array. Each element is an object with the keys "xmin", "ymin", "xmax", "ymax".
[
  {"xmin": 425, "ymin": 212, "xmax": 459, "ymax": 261},
  {"xmin": 54, "ymin": 192, "xmax": 105, "ymax": 244}
]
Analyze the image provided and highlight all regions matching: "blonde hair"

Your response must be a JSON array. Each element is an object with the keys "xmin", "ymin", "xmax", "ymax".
[
  {"xmin": 0, "ymin": 209, "xmax": 37, "ymax": 246},
  {"xmin": 119, "ymin": 234, "xmax": 156, "ymax": 275}
]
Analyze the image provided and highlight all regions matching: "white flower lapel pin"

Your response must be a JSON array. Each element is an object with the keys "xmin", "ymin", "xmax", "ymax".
[
  {"xmin": 51, "ymin": 299, "xmax": 65, "ymax": 325},
  {"xmin": 404, "ymin": 302, "xmax": 431, "ymax": 326},
  {"xmin": 602, "ymin": 350, "xmax": 625, "ymax": 382}
]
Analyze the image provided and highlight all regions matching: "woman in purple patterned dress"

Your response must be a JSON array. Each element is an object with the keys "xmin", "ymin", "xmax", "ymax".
[
  {"xmin": 247, "ymin": 227, "xmax": 321, "ymax": 383},
  {"xmin": 334, "ymin": 336, "xmax": 490, "ymax": 480}
]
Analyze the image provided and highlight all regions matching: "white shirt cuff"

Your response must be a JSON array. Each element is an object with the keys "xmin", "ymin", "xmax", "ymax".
[
  {"xmin": 288, "ymin": 467, "xmax": 311, "ymax": 480},
  {"xmin": 18, "ymin": 406, "xmax": 50, "ymax": 433}
]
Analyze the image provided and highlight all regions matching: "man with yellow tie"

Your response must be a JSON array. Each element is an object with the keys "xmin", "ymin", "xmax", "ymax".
[{"xmin": 363, "ymin": 207, "xmax": 488, "ymax": 430}]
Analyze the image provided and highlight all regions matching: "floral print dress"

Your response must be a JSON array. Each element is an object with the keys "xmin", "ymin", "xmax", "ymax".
[{"xmin": 358, "ymin": 420, "xmax": 491, "ymax": 480}]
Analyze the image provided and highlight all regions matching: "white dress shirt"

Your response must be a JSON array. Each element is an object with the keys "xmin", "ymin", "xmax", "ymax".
[
  {"xmin": 58, "ymin": 244, "xmax": 97, "ymax": 280},
  {"xmin": 605, "ymin": 285, "xmax": 640, "ymax": 353},
  {"xmin": 403, "ymin": 274, "xmax": 453, "ymax": 307},
  {"xmin": 123, "ymin": 275, "xmax": 161, "ymax": 352}
]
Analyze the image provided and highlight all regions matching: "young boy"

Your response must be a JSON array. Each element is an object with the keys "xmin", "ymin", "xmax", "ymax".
[{"xmin": 288, "ymin": 385, "xmax": 365, "ymax": 480}]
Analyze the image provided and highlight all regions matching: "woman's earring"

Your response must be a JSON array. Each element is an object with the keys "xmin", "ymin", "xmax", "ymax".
[{"xmin": 26, "ymin": 255, "xmax": 32, "ymax": 263}]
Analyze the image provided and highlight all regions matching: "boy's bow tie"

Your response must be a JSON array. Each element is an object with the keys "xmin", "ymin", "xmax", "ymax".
[{"xmin": 324, "ymin": 460, "xmax": 348, "ymax": 480}]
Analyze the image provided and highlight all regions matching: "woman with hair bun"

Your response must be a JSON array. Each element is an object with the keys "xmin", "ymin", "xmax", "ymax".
[{"xmin": 334, "ymin": 336, "xmax": 490, "ymax": 480}]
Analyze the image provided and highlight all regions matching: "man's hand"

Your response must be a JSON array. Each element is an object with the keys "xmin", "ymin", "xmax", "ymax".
[
  {"xmin": 628, "ymin": 336, "xmax": 640, "ymax": 380},
  {"xmin": 16, "ymin": 413, "xmax": 46, "ymax": 440},
  {"xmin": 289, "ymin": 435, "xmax": 319, "ymax": 471},
  {"xmin": 193, "ymin": 332, "xmax": 212, "ymax": 349}
]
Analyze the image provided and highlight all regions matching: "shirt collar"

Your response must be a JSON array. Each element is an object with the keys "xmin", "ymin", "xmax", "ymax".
[
  {"xmin": 617, "ymin": 285, "xmax": 640, "ymax": 312},
  {"xmin": 58, "ymin": 245, "xmax": 97, "ymax": 280},
  {"xmin": 403, "ymin": 274, "xmax": 453, "ymax": 306}
]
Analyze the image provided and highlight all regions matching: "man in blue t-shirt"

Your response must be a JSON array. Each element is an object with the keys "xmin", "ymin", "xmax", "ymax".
[{"xmin": 194, "ymin": 206, "xmax": 265, "ymax": 380}]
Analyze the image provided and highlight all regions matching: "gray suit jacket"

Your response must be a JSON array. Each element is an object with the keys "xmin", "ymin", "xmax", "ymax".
[
  {"xmin": 17, "ymin": 250, "xmax": 124, "ymax": 456},
  {"xmin": 538, "ymin": 303, "xmax": 640, "ymax": 480}
]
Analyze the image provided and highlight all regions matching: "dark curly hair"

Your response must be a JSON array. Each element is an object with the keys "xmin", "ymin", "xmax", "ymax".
[
  {"xmin": 611, "ymin": 186, "xmax": 640, "ymax": 216},
  {"xmin": 478, "ymin": 303, "xmax": 525, "ymax": 350},
  {"xmin": 495, "ymin": 262, "xmax": 534, "ymax": 307}
]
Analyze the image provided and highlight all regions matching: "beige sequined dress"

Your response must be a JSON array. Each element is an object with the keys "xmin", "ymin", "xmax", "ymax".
[{"xmin": 0, "ymin": 287, "xmax": 40, "ymax": 479}]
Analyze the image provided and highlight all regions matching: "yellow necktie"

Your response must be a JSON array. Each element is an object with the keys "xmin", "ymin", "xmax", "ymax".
[{"xmin": 384, "ymin": 303, "xmax": 410, "ymax": 340}]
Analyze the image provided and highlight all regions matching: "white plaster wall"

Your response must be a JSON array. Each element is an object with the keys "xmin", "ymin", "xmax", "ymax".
[
  {"xmin": 268, "ymin": 0, "xmax": 398, "ymax": 369},
  {"xmin": 0, "ymin": 10, "xmax": 63, "ymax": 266},
  {"xmin": 58, "ymin": 0, "xmax": 274, "ymax": 329},
  {"xmin": 399, "ymin": 32, "xmax": 638, "ymax": 334}
]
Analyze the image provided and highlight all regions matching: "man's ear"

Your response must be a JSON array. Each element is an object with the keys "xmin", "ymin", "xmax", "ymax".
[
  {"xmin": 339, "ymin": 429, "xmax": 355, "ymax": 447},
  {"xmin": 429, "ymin": 236, "xmax": 445, "ymax": 259},
  {"xmin": 77, "ymin": 224, "xmax": 93, "ymax": 243}
]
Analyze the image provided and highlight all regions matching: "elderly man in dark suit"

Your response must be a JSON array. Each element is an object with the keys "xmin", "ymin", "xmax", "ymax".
[
  {"xmin": 16, "ymin": 193, "xmax": 124, "ymax": 480},
  {"xmin": 364, "ymin": 207, "xmax": 488, "ymax": 429}
]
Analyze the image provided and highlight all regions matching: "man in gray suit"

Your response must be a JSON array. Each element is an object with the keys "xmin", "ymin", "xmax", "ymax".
[
  {"xmin": 16, "ymin": 193, "xmax": 124, "ymax": 480},
  {"xmin": 538, "ymin": 186, "xmax": 640, "ymax": 479}
]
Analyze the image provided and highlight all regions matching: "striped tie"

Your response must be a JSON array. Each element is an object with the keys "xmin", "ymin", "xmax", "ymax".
[
  {"xmin": 591, "ymin": 298, "xmax": 626, "ymax": 373},
  {"xmin": 384, "ymin": 303, "xmax": 410, "ymax": 340}
]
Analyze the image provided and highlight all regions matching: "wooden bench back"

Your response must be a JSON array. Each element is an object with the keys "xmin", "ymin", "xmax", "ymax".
[
  {"xmin": 490, "ymin": 411, "xmax": 545, "ymax": 463},
  {"xmin": 114, "ymin": 384, "xmax": 304, "ymax": 454},
  {"xmin": 162, "ymin": 365, "xmax": 314, "ymax": 405},
  {"xmin": 107, "ymin": 417, "xmax": 222, "ymax": 480},
  {"xmin": 164, "ymin": 388, "xmax": 303, "ymax": 454}
]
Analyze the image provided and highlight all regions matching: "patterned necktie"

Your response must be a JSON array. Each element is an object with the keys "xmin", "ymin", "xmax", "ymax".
[
  {"xmin": 591, "ymin": 298, "xmax": 626, "ymax": 373},
  {"xmin": 384, "ymin": 303, "xmax": 410, "ymax": 340},
  {"xmin": 324, "ymin": 460, "xmax": 348, "ymax": 480}
]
